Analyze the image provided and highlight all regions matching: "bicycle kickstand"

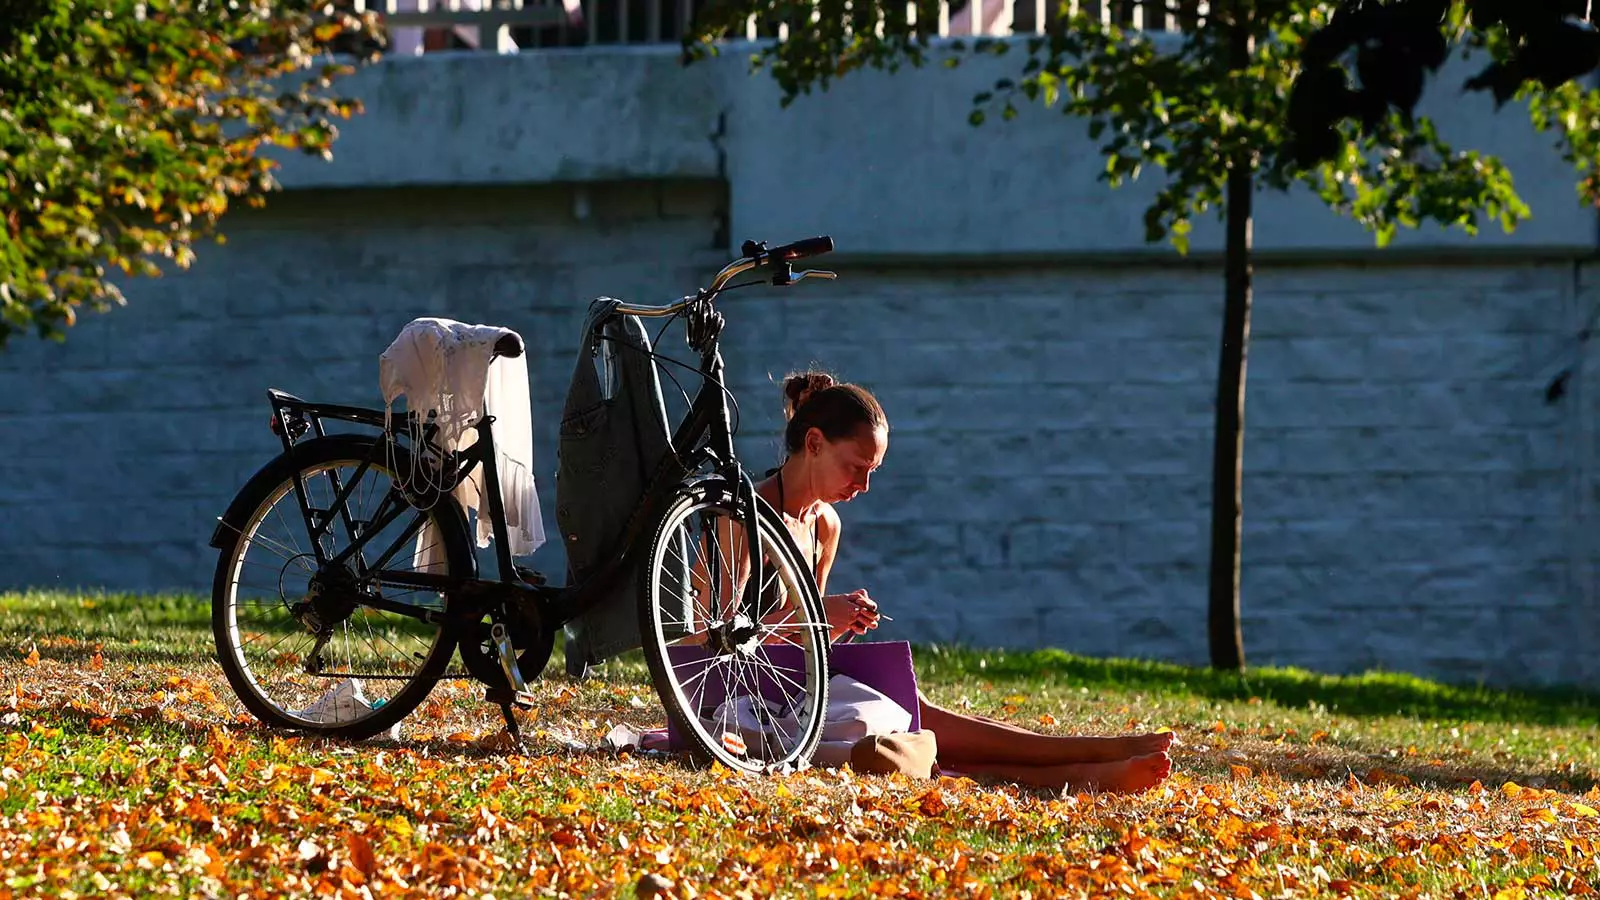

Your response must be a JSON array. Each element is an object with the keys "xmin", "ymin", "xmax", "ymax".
[{"xmin": 499, "ymin": 702, "xmax": 522, "ymax": 745}]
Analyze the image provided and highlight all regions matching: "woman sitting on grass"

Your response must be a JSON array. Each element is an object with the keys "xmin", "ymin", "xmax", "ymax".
[{"xmin": 754, "ymin": 371, "xmax": 1173, "ymax": 795}]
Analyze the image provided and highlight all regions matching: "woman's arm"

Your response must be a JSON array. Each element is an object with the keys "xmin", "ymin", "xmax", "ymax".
[
  {"xmin": 813, "ymin": 505, "xmax": 880, "ymax": 641},
  {"xmin": 814, "ymin": 504, "xmax": 841, "ymax": 595}
]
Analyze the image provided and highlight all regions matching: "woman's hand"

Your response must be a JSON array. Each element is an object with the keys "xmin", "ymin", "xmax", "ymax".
[{"xmin": 823, "ymin": 589, "xmax": 880, "ymax": 641}]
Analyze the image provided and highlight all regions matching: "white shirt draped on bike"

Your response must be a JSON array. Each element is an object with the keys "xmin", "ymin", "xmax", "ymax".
[{"xmin": 379, "ymin": 317, "xmax": 546, "ymax": 562}]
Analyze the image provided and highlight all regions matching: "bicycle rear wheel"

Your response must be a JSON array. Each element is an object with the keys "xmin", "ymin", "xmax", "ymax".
[
  {"xmin": 638, "ymin": 480, "xmax": 831, "ymax": 773},
  {"xmin": 211, "ymin": 435, "xmax": 472, "ymax": 740}
]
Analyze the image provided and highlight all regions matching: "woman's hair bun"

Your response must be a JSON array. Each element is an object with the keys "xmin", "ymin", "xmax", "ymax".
[
  {"xmin": 782, "ymin": 371, "xmax": 836, "ymax": 421},
  {"xmin": 777, "ymin": 369, "xmax": 887, "ymax": 456}
]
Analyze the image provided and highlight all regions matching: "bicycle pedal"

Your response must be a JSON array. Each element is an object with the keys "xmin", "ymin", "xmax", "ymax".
[{"xmin": 484, "ymin": 687, "xmax": 539, "ymax": 710}]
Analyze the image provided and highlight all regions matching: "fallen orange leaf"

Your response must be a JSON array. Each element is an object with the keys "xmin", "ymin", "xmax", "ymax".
[
  {"xmin": 909, "ymin": 788, "xmax": 948, "ymax": 817},
  {"xmin": 347, "ymin": 832, "xmax": 376, "ymax": 876}
]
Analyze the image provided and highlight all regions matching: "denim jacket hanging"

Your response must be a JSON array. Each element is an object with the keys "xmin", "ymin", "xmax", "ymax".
[{"xmin": 555, "ymin": 298, "xmax": 676, "ymax": 677}]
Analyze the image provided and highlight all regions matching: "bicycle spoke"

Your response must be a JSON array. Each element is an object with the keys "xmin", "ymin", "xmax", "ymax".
[
  {"xmin": 744, "ymin": 652, "xmax": 809, "ymax": 696},
  {"xmin": 671, "ymin": 654, "xmax": 726, "ymax": 692},
  {"xmin": 241, "ymin": 627, "xmax": 307, "ymax": 658},
  {"xmin": 231, "ymin": 526, "xmax": 312, "ymax": 569},
  {"xmin": 658, "ymin": 546, "xmax": 711, "ymax": 635},
  {"xmin": 263, "ymin": 502, "xmax": 311, "ymax": 563}
]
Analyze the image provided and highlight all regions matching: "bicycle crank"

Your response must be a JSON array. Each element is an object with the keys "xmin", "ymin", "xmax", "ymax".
[{"xmin": 492, "ymin": 623, "xmax": 532, "ymax": 697}]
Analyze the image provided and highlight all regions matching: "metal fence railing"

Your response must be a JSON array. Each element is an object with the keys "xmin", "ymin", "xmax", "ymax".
[{"xmin": 352, "ymin": 0, "xmax": 1206, "ymax": 54}]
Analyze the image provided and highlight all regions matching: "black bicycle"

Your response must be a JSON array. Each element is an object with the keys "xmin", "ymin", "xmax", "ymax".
[{"xmin": 207, "ymin": 236, "xmax": 840, "ymax": 773}]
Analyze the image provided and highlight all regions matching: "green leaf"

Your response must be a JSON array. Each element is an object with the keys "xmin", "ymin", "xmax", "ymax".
[{"xmin": 1170, "ymin": 218, "xmax": 1193, "ymax": 256}]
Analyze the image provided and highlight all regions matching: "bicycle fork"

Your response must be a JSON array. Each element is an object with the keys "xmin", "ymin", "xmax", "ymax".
[{"xmin": 700, "ymin": 345, "xmax": 767, "ymax": 630}]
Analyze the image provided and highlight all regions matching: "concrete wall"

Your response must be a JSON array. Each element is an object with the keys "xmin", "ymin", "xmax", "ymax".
[
  {"xmin": 269, "ymin": 45, "xmax": 1596, "ymax": 257},
  {"xmin": 2, "ymin": 45, "xmax": 1596, "ymax": 688}
]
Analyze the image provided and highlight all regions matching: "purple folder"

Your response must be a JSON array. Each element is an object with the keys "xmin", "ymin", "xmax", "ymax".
[{"xmin": 663, "ymin": 640, "xmax": 922, "ymax": 750}]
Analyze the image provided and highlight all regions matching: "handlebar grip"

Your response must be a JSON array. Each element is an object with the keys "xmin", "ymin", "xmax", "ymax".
[{"xmin": 769, "ymin": 235, "xmax": 834, "ymax": 262}]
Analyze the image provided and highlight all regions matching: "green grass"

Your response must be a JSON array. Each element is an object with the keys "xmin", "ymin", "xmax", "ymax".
[
  {"xmin": 5, "ymin": 589, "xmax": 1600, "ymax": 899},
  {"xmin": 918, "ymin": 643, "xmax": 1600, "ymax": 727},
  {"xmin": 0, "ymin": 589, "xmax": 214, "ymax": 663}
]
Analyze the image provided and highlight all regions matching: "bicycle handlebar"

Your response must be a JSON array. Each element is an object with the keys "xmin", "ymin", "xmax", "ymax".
[
  {"xmin": 612, "ymin": 235, "xmax": 835, "ymax": 319},
  {"xmin": 768, "ymin": 236, "xmax": 834, "ymax": 261}
]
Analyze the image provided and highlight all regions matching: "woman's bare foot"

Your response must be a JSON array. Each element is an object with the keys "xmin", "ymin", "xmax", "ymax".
[
  {"xmin": 1053, "ymin": 731, "xmax": 1176, "ymax": 764},
  {"xmin": 1059, "ymin": 751, "xmax": 1172, "ymax": 795},
  {"xmin": 1113, "ymin": 731, "xmax": 1176, "ymax": 759}
]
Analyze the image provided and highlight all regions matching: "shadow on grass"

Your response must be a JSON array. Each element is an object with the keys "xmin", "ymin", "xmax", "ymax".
[
  {"xmin": 914, "ymin": 645, "xmax": 1600, "ymax": 728},
  {"xmin": 25, "ymin": 701, "xmax": 638, "ymax": 769}
]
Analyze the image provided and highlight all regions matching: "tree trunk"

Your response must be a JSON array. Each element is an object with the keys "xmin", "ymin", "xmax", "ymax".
[{"xmin": 1208, "ymin": 13, "xmax": 1253, "ymax": 673}]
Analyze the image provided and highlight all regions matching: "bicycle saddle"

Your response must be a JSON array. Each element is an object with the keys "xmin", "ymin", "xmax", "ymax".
[{"xmin": 492, "ymin": 333, "xmax": 523, "ymax": 359}]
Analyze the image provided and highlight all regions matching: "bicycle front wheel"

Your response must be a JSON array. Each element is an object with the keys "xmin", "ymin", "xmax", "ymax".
[
  {"xmin": 638, "ymin": 480, "xmax": 832, "ymax": 773},
  {"xmin": 211, "ymin": 435, "xmax": 471, "ymax": 740}
]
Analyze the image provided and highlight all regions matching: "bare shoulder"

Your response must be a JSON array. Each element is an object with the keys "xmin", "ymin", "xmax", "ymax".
[{"xmin": 817, "ymin": 503, "xmax": 843, "ymax": 544}]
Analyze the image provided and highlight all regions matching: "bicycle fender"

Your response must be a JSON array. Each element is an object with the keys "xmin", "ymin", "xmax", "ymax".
[{"xmin": 674, "ymin": 473, "xmax": 789, "ymax": 524}]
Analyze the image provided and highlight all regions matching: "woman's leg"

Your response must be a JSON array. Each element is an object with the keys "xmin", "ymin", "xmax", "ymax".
[
  {"xmin": 950, "ymin": 752, "xmax": 1172, "ymax": 795},
  {"xmin": 918, "ymin": 693, "xmax": 1173, "ymax": 767}
]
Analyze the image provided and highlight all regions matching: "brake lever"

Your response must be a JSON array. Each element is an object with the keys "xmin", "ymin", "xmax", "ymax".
[{"xmin": 774, "ymin": 269, "xmax": 838, "ymax": 286}]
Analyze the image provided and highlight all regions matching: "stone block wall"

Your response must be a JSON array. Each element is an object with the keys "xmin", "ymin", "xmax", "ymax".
[{"xmin": 744, "ymin": 262, "xmax": 1587, "ymax": 685}]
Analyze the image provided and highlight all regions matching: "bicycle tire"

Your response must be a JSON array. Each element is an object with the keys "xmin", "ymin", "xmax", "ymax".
[
  {"xmin": 211, "ymin": 434, "xmax": 471, "ymax": 740},
  {"xmin": 637, "ymin": 479, "xmax": 832, "ymax": 773}
]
